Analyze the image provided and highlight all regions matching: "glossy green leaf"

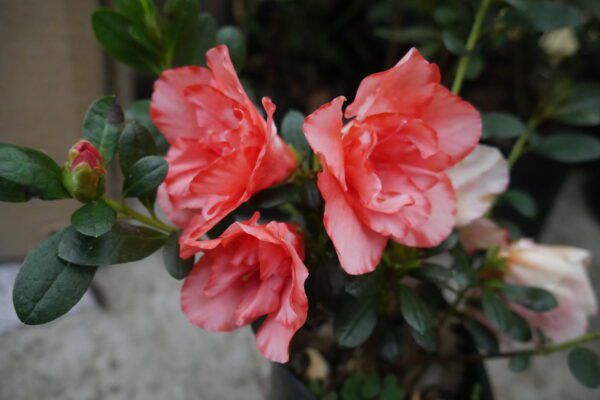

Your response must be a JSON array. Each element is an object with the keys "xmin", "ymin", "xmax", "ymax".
[
  {"xmin": 378, "ymin": 325, "xmax": 403, "ymax": 363},
  {"xmin": 482, "ymin": 288, "xmax": 513, "ymax": 333},
  {"xmin": 92, "ymin": 9, "xmax": 160, "ymax": 72},
  {"xmin": 119, "ymin": 121, "xmax": 158, "ymax": 175},
  {"xmin": 71, "ymin": 201, "xmax": 117, "ymax": 238},
  {"xmin": 482, "ymin": 112, "xmax": 526, "ymax": 139},
  {"xmin": 334, "ymin": 293, "xmax": 377, "ymax": 348},
  {"xmin": 507, "ymin": 311, "xmax": 532, "ymax": 342},
  {"xmin": 124, "ymin": 100, "xmax": 169, "ymax": 154},
  {"xmin": 163, "ymin": 231, "xmax": 194, "ymax": 280},
  {"xmin": 216, "ymin": 26, "xmax": 246, "ymax": 71},
  {"xmin": 281, "ymin": 109, "xmax": 312, "ymax": 161},
  {"xmin": 398, "ymin": 285, "xmax": 435, "ymax": 335},
  {"xmin": 464, "ymin": 317, "xmax": 499, "ymax": 355},
  {"xmin": 442, "ymin": 30, "xmax": 467, "ymax": 55},
  {"xmin": 534, "ymin": 133, "xmax": 600, "ymax": 163},
  {"xmin": 412, "ymin": 263, "xmax": 453, "ymax": 284},
  {"xmin": 164, "ymin": 0, "xmax": 200, "ymax": 61},
  {"xmin": 361, "ymin": 373, "xmax": 381, "ymax": 398},
  {"xmin": 554, "ymin": 83, "xmax": 600, "ymax": 126},
  {"xmin": 58, "ymin": 222, "xmax": 167, "ymax": 266},
  {"xmin": 509, "ymin": 354, "xmax": 530, "ymax": 372},
  {"xmin": 410, "ymin": 326, "xmax": 438, "ymax": 352},
  {"xmin": 12, "ymin": 230, "xmax": 97, "ymax": 325},
  {"xmin": 0, "ymin": 176, "xmax": 31, "ymax": 202},
  {"xmin": 82, "ymin": 96, "xmax": 125, "ymax": 164},
  {"xmin": 500, "ymin": 189, "xmax": 538, "ymax": 218},
  {"xmin": 502, "ymin": 283, "xmax": 558, "ymax": 311},
  {"xmin": 0, "ymin": 143, "xmax": 69, "ymax": 200},
  {"xmin": 123, "ymin": 155, "xmax": 168, "ymax": 197},
  {"xmin": 181, "ymin": 13, "xmax": 218, "ymax": 66},
  {"xmin": 380, "ymin": 374, "xmax": 405, "ymax": 400},
  {"xmin": 568, "ymin": 347, "xmax": 600, "ymax": 388},
  {"xmin": 525, "ymin": 1, "xmax": 583, "ymax": 32}
]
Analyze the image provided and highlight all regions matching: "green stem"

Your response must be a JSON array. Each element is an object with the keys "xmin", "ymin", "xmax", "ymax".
[
  {"xmin": 451, "ymin": 0, "xmax": 493, "ymax": 96},
  {"xmin": 506, "ymin": 116, "xmax": 541, "ymax": 168},
  {"xmin": 103, "ymin": 197, "xmax": 176, "ymax": 234},
  {"xmin": 457, "ymin": 331, "xmax": 600, "ymax": 362}
]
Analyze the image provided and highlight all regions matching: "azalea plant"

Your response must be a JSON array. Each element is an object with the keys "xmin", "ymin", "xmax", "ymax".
[{"xmin": 3, "ymin": 0, "xmax": 600, "ymax": 398}]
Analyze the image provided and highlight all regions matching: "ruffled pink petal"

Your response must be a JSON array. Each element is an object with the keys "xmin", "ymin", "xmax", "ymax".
[
  {"xmin": 255, "ymin": 314, "xmax": 297, "ymax": 363},
  {"xmin": 234, "ymin": 275, "xmax": 284, "ymax": 326},
  {"xmin": 421, "ymin": 86, "xmax": 481, "ymax": 166},
  {"xmin": 345, "ymin": 48, "xmax": 440, "ymax": 120},
  {"xmin": 249, "ymin": 97, "xmax": 296, "ymax": 194},
  {"xmin": 448, "ymin": 145, "xmax": 509, "ymax": 226},
  {"xmin": 150, "ymin": 66, "xmax": 212, "ymax": 141},
  {"xmin": 317, "ymin": 171, "xmax": 387, "ymax": 275},
  {"xmin": 181, "ymin": 256, "xmax": 244, "ymax": 332},
  {"xmin": 303, "ymin": 96, "xmax": 347, "ymax": 188},
  {"xmin": 397, "ymin": 175, "xmax": 456, "ymax": 247},
  {"xmin": 205, "ymin": 45, "xmax": 248, "ymax": 106},
  {"xmin": 184, "ymin": 84, "xmax": 245, "ymax": 132}
]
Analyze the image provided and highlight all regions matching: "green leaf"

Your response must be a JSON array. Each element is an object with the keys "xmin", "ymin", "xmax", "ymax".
[
  {"xmin": 412, "ymin": 263, "xmax": 453, "ymax": 284},
  {"xmin": 509, "ymin": 354, "xmax": 530, "ymax": 372},
  {"xmin": 506, "ymin": 311, "xmax": 532, "ymax": 342},
  {"xmin": 465, "ymin": 56, "xmax": 485, "ymax": 81},
  {"xmin": 82, "ymin": 96, "xmax": 125, "ymax": 164},
  {"xmin": 180, "ymin": 13, "xmax": 218, "ymax": 66},
  {"xmin": 164, "ymin": 0, "xmax": 200, "ymax": 61},
  {"xmin": 124, "ymin": 99, "xmax": 169, "ymax": 154},
  {"xmin": 216, "ymin": 26, "xmax": 246, "ymax": 72},
  {"xmin": 464, "ymin": 317, "xmax": 499, "ymax": 355},
  {"xmin": 71, "ymin": 201, "xmax": 116, "ymax": 238},
  {"xmin": 500, "ymin": 189, "xmax": 538, "ymax": 218},
  {"xmin": 119, "ymin": 121, "xmax": 158, "ymax": 175},
  {"xmin": 380, "ymin": 374, "xmax": 405, "ymax": 400},
  {"xmin": 0, "ymin": 143, "xmax": 69, "ymax": 200},
  {"xmin": 397, "ymin": 285, "xmax": 435, "ymax": 335},
  {"xmin": 442, "ymin": 30, "xmax": 467, "ymax": 55},
  {"xmin": 163, "ymin": 231, "xmax": 194, "ymax": 280},
  {"xmin": 0, "ymin": 176, "xmax": 31, "ymax": 202},
  {"xmin": 482, "ymin": 288, "xmax": 513, "ymax": 333},
  {"xmin": 534, "ymin": 133, "xmax": 600, "ymax": 163},
  {"xmin": 568, "ymin": 347, "xmax": 600, "ymax": 388},
  {"xmin": 378, "ymin": 325, "xmax": 403, "ymax": 363},
  {"xmin": 334, "ymin": 293, "xmax": 378, "ymax": 347},
  {"xmin": 250, "ymin": 183, "xmax": 301, "ymax": 209},
  {"xmin": 554, "ymin": 83, "xmax": 600, "ymax": 127},
  {"xmin": 361, "ymin": 373, "xmax": 381, "ymax": 398},
  {"xmin": 525, "ymin": 1, "xmax": 583, "ymax": 32},
  {"xmin": 502, "ymin": 283, "xmax": 558, "ymax": 311},
  {"xmin": 12, "ymin": 230, "xmax": 97, "ymax": 325},
  {"xmin": 410, "ymin": 326, "xmax": 438, "ymax": 352},
  {"xmin": 58, "ymin": 222, "xmax": 167, "ymax": 266},
  {"xmin": 482, "ymin": 112, "xmax": 526, "ymax": 139},
  {"xmin": 123, "ymin": 155, "xmax": 168, "ymax": 197},
  {"xmin": 92, "ymin": 9, "xmax": 160, "ymax": 72},
  {"xmin": 281, "ymin": 110, "xmax": 312, "ymax": 160}
]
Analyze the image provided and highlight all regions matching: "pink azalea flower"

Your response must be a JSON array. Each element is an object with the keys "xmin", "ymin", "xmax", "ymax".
[
  {"xmin": 151, "ymin": 45, "xmax": 296, "ymax": 258},
  {"xmin": 180, "ymin": 213, "xmax": 308, "ymax": 363},
  {"xmin": 447, "ymin": 145, "xmax": 509, "ymax": 227},
  {"xmin": 303, "ymin": 48, "xmax": 481, "ymax": 275},
  {"xmin": 503, "ymin": 239, "xmax": 598, "ymax": 342},
  {"xmin": 458, "ymin": 217, "xmax": 508, "ymax": 253}
]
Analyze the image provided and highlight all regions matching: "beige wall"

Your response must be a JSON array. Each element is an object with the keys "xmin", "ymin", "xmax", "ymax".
[{"xmin": 0, "ymin": 1, "xmax": 107, "ymax": 258}]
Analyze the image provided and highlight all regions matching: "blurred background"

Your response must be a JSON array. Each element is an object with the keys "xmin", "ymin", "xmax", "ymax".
[{"xmin": 0, "ymin": 0, "xmax": 598, "ymax": 399}]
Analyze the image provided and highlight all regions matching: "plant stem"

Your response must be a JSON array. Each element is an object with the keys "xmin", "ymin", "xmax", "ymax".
[
  {"xmin": 447, "ymin": 331, "xmax": 600, "ymax": 363},
  {"xmin": 451, "ymin": 0, "xmax": 493, "ymax": 96},
  {"xmin": 506, "ymin": 116, "xmax": 541, "ymax": 168},
  {"xmin": 103, "ymin": 197, "xmax": 176, "ymax": 234}
]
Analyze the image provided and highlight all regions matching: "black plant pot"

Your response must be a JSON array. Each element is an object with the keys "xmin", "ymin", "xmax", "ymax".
[{"xmin": 269, "ymin": 361, "xmax": 494, "ymax": 400}]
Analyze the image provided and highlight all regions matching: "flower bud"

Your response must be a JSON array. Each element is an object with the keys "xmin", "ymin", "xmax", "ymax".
[{"xmin": 62, "ymin": 140, "xmax": 106, "ymax": 202}]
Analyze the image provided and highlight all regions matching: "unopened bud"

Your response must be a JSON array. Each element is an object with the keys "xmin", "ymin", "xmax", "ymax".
[{"xmin": 62, "ymin": 140, "xmax": 106, "ymax": 202}]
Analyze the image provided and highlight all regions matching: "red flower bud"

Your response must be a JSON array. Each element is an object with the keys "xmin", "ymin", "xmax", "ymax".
[{"xmin": 62, "ymin": 140, "xmax": 106, "ymax": 202}]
